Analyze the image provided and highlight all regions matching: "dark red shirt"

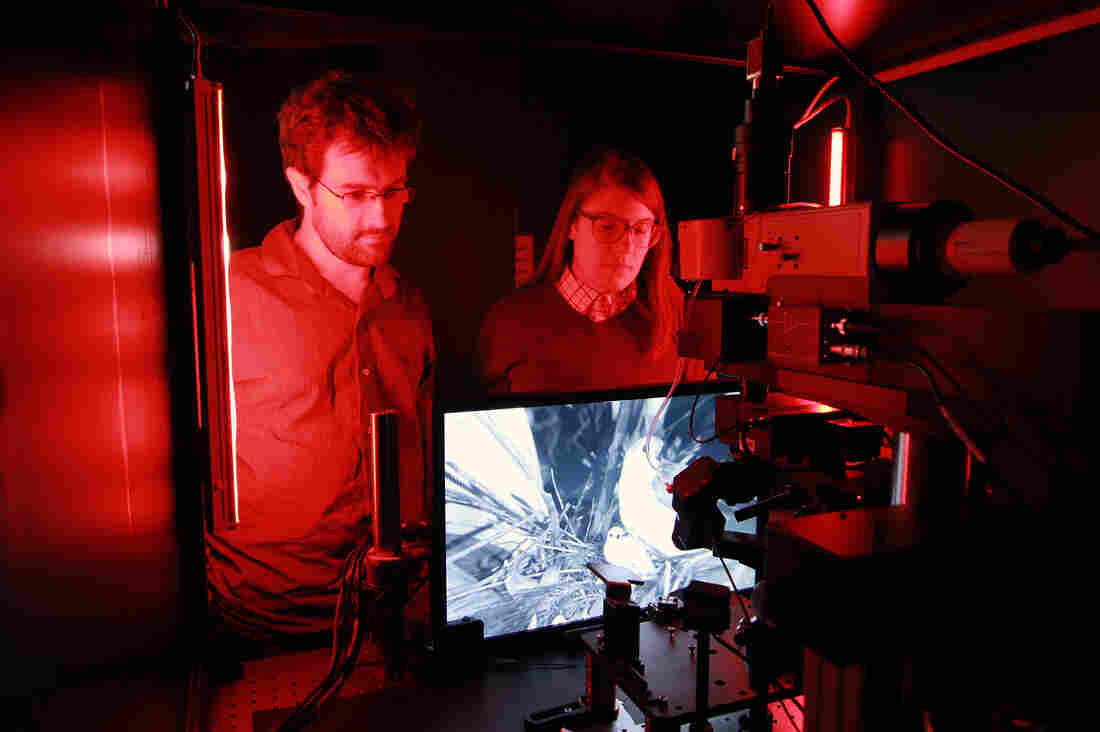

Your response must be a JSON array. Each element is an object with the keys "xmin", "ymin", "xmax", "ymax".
[
  {"xmin": 478, "ymin": 281, "xmax": 703, "ymax": 394},
  {"xmin": 206, "ymin": 220, "xmax": 434, "ymax": 638}
]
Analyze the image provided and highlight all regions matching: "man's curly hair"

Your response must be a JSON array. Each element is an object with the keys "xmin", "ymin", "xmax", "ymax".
[{"xmin": 277, "ymin": 69, "xmax": 421, "ymax": 180}]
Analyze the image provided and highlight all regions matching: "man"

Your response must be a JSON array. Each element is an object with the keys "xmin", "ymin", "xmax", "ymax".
[{"xmin": 205, "ymin": 70, "xmax": 435, "ymax": 645}]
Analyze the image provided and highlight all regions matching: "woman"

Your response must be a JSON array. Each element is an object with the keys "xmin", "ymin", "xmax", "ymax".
[{"xmin": 478, "ymin": 146, "xmax": 702, "ymax": 393}]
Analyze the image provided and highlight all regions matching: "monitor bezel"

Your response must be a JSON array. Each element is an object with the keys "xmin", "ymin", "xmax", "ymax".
[{"xmin": 430, "ymin": 379, "xmax": 745, "ymax": 652}]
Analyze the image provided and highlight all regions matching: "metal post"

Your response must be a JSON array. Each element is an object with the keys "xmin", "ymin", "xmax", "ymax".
[
  {"xmin": 585, "ymin": 648, "xmax": 616, "ymax": 720},
  {"xmin": 691, "ymin": 631, "xmax": 711, "ymax": 732},
  {"xmin": 890, "ymin": 431, "xmax": 925, "ymax": 507},
  {"xmin": 804, "ymin": 648, "xmax": 864, "ymax": 732},
  {"xmin": 367, "ymin": 410, "xmax": 407, "ymax": 677},
  {"xmin": 370, "ymin": 410, "xmax": 401, "ymax": 554}
]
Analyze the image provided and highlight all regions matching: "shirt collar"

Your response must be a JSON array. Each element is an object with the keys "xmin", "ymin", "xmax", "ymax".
[
  {"xmin": 555, "ymin": 264, "xmax": 637, "ymax": 323},
  {"xmin": 261, "ymin": 219, "xmax": 399, "ymax": 304}
]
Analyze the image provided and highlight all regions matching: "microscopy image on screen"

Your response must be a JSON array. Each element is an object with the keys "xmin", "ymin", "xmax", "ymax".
[{"xmin": 443, "ymin": 392, "xmax": 757, "ymax": 639}]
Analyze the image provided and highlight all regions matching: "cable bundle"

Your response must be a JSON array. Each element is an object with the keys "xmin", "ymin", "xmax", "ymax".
[
  {"xmin": 275, "ymin": 543, "xmax": 373, "ymax": 732},
  {"xmin": 793, "ymin": 75, "xmax": 851, "ymax": 132}
]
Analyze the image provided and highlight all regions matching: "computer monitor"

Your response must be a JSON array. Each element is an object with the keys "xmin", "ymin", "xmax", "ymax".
[{"xmin": 434, "ymin": 384, "xmax": 757, "ymax": 643}]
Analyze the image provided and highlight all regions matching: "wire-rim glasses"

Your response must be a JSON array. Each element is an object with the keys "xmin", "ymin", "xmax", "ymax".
[
  {"xmin": 577, "ymin": 211, "xmax": 661, "ymax": 245},
  {"xmin": 314, "ymin": 178, "xmax": 416, "ymax": 207}
]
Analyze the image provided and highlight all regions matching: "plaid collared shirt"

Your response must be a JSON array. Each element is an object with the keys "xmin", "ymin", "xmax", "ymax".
[{"xmin": 554, "ymin": 265, "xmax": 637, "ymax": 323}]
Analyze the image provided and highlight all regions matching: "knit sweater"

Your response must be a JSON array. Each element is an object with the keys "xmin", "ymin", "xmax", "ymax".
[{"xmin": 478, "ymin": 281, "xmax": 701, "ymax": 394}]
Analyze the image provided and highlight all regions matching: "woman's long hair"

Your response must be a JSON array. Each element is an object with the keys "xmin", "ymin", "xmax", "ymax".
[{"xmin": 530, "ymin": 146, "xmax": 682, "ymax": 360}]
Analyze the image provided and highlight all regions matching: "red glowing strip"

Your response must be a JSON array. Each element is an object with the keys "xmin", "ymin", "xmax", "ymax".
[
  {"xmin": 828, "ymin": 127, "xmax": 845, "ymax": 207},
  {"xmin": 216, "ymin": 86, "xmax": 239, "ymax": 524},
  {"xmin": 190, "ymin": 262, "xmax": 204, "ymax": 430}
]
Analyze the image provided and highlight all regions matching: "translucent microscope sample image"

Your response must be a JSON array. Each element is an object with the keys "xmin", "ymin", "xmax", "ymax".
[{"xmin": 444, "ymin": 392, "xmax": 757, "ymax": 638}]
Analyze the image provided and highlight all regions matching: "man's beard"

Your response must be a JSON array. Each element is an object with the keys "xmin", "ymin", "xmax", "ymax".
[{"xmin": 322, "ymin": 228, "xmax": 396, "ymax": 268}]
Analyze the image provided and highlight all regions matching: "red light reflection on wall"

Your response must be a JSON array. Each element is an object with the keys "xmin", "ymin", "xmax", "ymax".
[
  {"xmin": 824, "ymin": 0, "xmax": 864, "ymax": 39},
  {"xmin": 783, "ymin": 0, "xmax": 889, "ymax": 62}
]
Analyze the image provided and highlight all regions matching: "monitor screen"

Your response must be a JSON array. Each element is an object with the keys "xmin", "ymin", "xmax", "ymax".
[{"xmin": 439, "ymin": 385, "xmax": 757, "ymax": 640}]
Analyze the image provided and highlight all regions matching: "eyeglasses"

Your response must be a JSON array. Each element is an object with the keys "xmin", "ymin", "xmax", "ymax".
[
  {"xmin": 577, "ymin": 211, "xmax": 661, "ymax": 245},
  {"xmin": 314, "ymin": 178, "xmax": 416, "ymax": 207}
]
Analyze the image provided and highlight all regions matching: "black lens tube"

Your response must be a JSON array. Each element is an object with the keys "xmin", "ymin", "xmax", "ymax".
[{"xmin": 370, "ymin": 410, "xmax": 401, "ymax": 554}]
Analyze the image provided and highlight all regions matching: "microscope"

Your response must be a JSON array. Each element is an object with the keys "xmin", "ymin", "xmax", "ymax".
[{"xmin": 526, "ymin": 1, "xmax": 1073, "ymax": 728}]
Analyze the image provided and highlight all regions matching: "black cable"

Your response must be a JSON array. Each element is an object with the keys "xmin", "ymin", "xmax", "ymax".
[
  {"xmin": 802, "ymin": 0, "xmax": 1100, "ymax": 241},
  {"xmin": 777, "ymin": 695, "xmax": 802, "ymax": 732},
  {"xmin": 689, "ymin": 361, "xmax": 719, "ymax": 443},
  {"xmin": 276, "ymin": 545, "xmax": 372, "ymax": 732},
  {"xmin": 711, "ymin": 632, "xmax": 749, "ymax": 663},
  {"xmin": 299, "ymin": 620, "xmax": 361, "ymax": 725},
  {"xmin": 689, "ymin": 363, "xmax": 742, "ymax": 444},
  {"xmin": 879, "ymin": 337, "xmax": 989, "ymax": 433},
  {"xmin": 905, "ymin": 360, "xmax": 988, "ymax": 465},
  {"xmin": 914, "ymin": 343, "xmax": 1020, "ymax": 436},
  {"xmin": 713, "ymin": 635, "xmax": 805, "ymax": 730},
  {"xmin": 296, "ymin": 580, "xmax": 373, "ymax": 727},
  {"xmin": 911, "ymin": 345, "xmax": 1003, "ymax": 431},
  {"xmin": 789, "ymin": 87, "xmax": 850, "ymax": 204},
  {"xmin": 281, "ymin": 622, "xmax": 354, "ymax": 727},
  {"xmin": 793, "ymin": 94, "xmax": 851, "ymax": 130},
  {"xmin": 911, "ymin": 344, "xmax": 1054, "ymax": 477},
  {"xmin": 716, "ymin": 548, "xmax": 753, "ymax": 624},
  {"xmin": 798, "ymin": 75, "xmax": 839, "ymax": 122},
  {"xmin": 879, "ymin": 337, "xmax": 1049, "ymax": 502},
  {"xmin": 277, "ymin": 649, "xmax": 344, "ymax": 730},
  {"xmin": 877, "ymin": 337, "xmax": 993, "ymax": 465},
  {"xmin": 328, "ymin": 568, "xmax": 352, "ymax": 670},
  {"xmin": 912, "ymin": 344, "xmax": 963, "ymax": 394},
  {"xmin": 905, "ymin": 358, "xmax": 943, "ymax": 402},
  {"xmin": 177, "ymin": 10, "xmax": 203, "ymax": 79},
  {"xmin": 771, "ymin": 678, "xmax": 804, "ymax": 712},
  {"xmin": 315, "ymin": 612, "xmax": 365, "ymax": 708}
]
